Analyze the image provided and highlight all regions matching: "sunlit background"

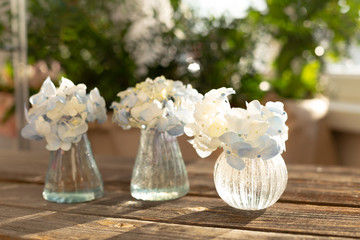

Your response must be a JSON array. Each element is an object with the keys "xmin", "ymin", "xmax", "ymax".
[{"xmin": 1, "ymin": 0, "xmax": 360, "ymax": 166}]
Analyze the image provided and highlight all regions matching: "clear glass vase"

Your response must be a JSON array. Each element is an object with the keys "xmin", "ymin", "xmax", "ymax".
[
  {"xmin": 214, "ymin": 151, "xmax": 287, "ymax": 210},
  {"xmin": 130, "ymin": 128, "xmax": 189, "ymax": 201},
  {"xmin": 42, "ymin": 134, "xmax": 104, "ymax": 203}
]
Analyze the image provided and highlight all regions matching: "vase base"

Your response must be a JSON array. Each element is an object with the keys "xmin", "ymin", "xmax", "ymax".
[
  {"xmin": 131, "ymin": 187, "xmax": 188, "ymax": 201},
  {"xmin": 43, "ymin": 188, "xmax": 104, "ymax": 203}
]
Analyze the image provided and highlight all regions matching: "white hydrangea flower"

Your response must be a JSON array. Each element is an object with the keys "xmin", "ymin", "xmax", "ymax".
[
  {"xmin": 21, "ymin": 76, "xmax": 107, "ymax": 151},
  {"xmin": 86, "ymin": 88, "xmax": 107, "ymax": 124},
  {"xmin": 219, "ymin": 100, "xmax": 288, "ymax": 170},
  {"xmin": 111, "ymin": 76, "xmax": 203, "ymax": 136},
  {"xmin": 185, "ymin": 88, "xmax": 289, "ymax": 171},
  {"xmin": 184, "ymin": 87, "xmax": 235, "ymax": 157}
]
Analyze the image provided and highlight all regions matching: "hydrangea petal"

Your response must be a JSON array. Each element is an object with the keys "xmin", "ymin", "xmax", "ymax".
[
  {"xmin": 60, "ymin": 142, "xmax": 72, "ymax": 151},
  {"xmin": 21, "ymin": 123, "xmax": 43, "ymax": 140},
  {"xmin": 195, "ymin": 148, "xmax": 212, "ymax": 158},
  {"xmin": 140, "ymin": 102, "xmax": 162, "ymax": 122},
  {"xmin": 45, "ymin": 133, "xmax": 61, "ymax": 151},
  {"xmin": 42, "ymin": 77, "xmax": 56, "ymax": 96},
  {"xmin": 232, "ymin": 141, "xmax": 254, "ymax": 158},
  {"xmin": 156, "ymin": 116, "xmax": 168, "ymax": 132},
  {"xmin": 114, "ymin": 109, "xmax": 129, "ymax": 125},
  {"xmin": 257, "ymin": 136, "xmax": 281, "ymax": 160},
  {"xmin": 167, "ymin": 125, "xmax": 184, "ymax": 136},
  {"xmin": 267, "ymin": 116, "xmax": 286, "ymax": 135},
  {"xmin": 35, "ymin": 117, "xmax": 51, "ymax": 135},
  {"xmin": 226, "ymin": 154, "xmax": 245, "ymax": 170},
  {"xmin": 60, "ymin": 77, "xmax": 75, "ymax": 88},
  {"xmin": 184, "ymin": 123, "xmax": 196, "ymax": 137},
  {"xmin": 219, "ymin": 132, "xmax": 238, "ymax": 145},
  {"xmin": 248, "ymin": 120, "xmax": 269, "ymax": 141},
  {"xmin": 29, "ymin": 77, "xmax": 56, "ymax": 105},
  {"xmin": 246, "ymin": 100, "xmax": 261, "ymax": 115}
]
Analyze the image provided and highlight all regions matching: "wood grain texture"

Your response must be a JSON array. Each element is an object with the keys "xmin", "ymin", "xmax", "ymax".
[
  {"xmin": 0, "ymin": 182, "xmax": 359, "ymax": 238},
  {"xmin": 2, "ymin": 151, "xmax": 360, "ymax": 183},
  {"xmin": 1, "ymin": 205, "xmax": 345, "ymax": 240},
  {"xmin": 1, "ymin": 152, "xmax": 360, "ymax": 239},
  {"xmin": 1, "ymin": 152, "xmax": 359, "ymax": 207}
]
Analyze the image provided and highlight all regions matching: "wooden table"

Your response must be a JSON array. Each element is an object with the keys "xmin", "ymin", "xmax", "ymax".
[{"xmin": 0, "ymin": 151, "xmax": 359, "ymax": 239}]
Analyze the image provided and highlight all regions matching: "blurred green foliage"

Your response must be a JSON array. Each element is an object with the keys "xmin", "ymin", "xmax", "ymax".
[
  {"xmin": 1, "ymin": 0, "xmax": 360, "ymax": 107},
  {"xmin": 150, "ymin": 0, "xmax": 360, "ymax": 103},
  {"xmin": 147, "ymin": 14, "xmax": 264, "ymax": 106},
  {"xmin": 27, "ymin": 0, "xmax": 137, "ymax": 106},
  {"xmin": 247, "ymin": 0, "xmax": 360, "ymax": 99}
]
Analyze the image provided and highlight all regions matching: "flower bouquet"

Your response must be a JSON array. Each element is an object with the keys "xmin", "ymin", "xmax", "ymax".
[
  {"xmin": 22, "ymin": 77, "xmax": 107, "ymax": 203},
  {"xmin": 112, "ymin": 76, "xmax": 202, "ymax": 201},
  {"xmin": 185, "ymin": 87, "xmax": 289, "ymax": 210}
]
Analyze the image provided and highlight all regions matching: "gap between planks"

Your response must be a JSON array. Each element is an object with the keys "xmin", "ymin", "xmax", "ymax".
[
  {"xmin": 0, "ymin": 178, "xmax": 359, "ymax": 209},
  {"xmin": 0, "ymin": 183, "xmax": 359, "ymax": 238},
  {"xmin": 0, "ymin": 201, "xmax": 357, "ymax": 240},
  {"xmin": 0, "ymin": 205, "xmax": 349, "ymax": 240}
]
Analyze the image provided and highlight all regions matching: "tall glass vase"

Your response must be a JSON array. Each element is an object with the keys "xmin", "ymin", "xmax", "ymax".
[
  {"xmin": 130, "ymin": 128, "xmax": 189, "ymax": 201},
  {"xmin": 43, "ymin": 134, "xmax": 104, "ymax": 203},
  {"xmin": 214, "ymin": 152, "xmax": 287, "ymax": 210}
]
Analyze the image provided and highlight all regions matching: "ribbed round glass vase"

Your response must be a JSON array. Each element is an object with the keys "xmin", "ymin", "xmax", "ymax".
[
  {"xmin": 130, "ymin": 128, "xmax": 189, "ymax": 201},
  {"xmin": 214, "ymin": 152, "xmax": 287, "ymax": 210},
  {"xmin": 43, "ymin": 134, "xmax": 104, "ymax": 203}
]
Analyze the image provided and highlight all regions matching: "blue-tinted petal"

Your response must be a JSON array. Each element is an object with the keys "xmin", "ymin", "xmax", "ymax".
[
  {"xmin": 219, "ymin": 132, "xmax": 238, "ymax": 145},
  {"xmin": 267, "ymin": 116, "xmax": 286, "ymax": 135},
  {"xmin": 259, "ymin": 137, "xmax": 281, "ymax": 160},
  {"xmin": 21, "ymin": 123, "xmax": 43, "ymax": 140},
  {"xmin": 42, "ymin": 77, "xmax": 56, "ymax": 97},
  {"xmin": 231, "ymin": 141, "xmax": 253, "ymax": 156},
  {"xmin": 167, "ymin": 125, "xmax": 184, "ymax": 136},
  {"xmin": 226, "ymin": 154, "xmax": 245, "ymax": 170}
]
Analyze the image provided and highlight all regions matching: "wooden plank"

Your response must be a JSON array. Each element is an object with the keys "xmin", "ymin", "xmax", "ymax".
[
  {"xmin": 0, "ymin": 183, "xmax": 359, "ymax": 238},
  {"xmin": 99, "ymin": 162, "xmax": 360, "ymax": 208},
  {"xmin": 0, "ymin": 205, "xmax": 345, "ymax": 240},
  {"xmin": 287, "ymin": 165, "xmax": 360, "ymax": 183},
  {"xmin": 2, "ymin": 151, "xmax": 360, "ymax": 183},
  {"xmin": 0, "ymin": 152, "xmax": 360, "ymax": 207},
  {"xmin": 1, "ymin": 151, "xmax": 360, "ymax": 184},
  {"xmin": 184, "ymin": 173, "xmax": 360, "ymax": 207},
  {"xmin": 281, "ymin": 179, "xmax": 360, "ymax": 206}
]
